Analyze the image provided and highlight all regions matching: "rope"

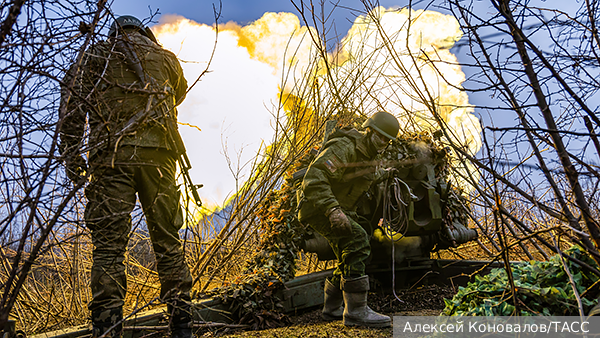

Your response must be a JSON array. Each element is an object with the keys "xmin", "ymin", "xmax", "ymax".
[
  {"xmin": 381, "ymin": 175, "xmax": 413, "ymax": 239},
  {"xmin": 380, "ymin": 174, "xmax": 415, "ymax": 304}
]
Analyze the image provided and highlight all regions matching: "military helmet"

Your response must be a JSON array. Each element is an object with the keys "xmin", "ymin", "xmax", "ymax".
[
  {"xmin": 362, "ymin": 111, "xmax": 400, "ymax": 140},
  {"xmin": 108, "ymin": 15, "xmax": 145, "ymax": 37}
]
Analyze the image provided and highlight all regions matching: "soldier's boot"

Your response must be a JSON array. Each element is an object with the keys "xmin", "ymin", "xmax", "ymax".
[
  {"xmin": 321, "ymin": 278, "xmax": 344, "ymax": 321},
  {"xmin": 91, "ymin": 307, "xmax": 123, "ymax": 338},
  {"xmin": 168, "ymin": 299, "xmax": 194, "ymax": 338},
  {"xmin": 341, "ymin": 275, "xmax": 391, "ymax": 328}
]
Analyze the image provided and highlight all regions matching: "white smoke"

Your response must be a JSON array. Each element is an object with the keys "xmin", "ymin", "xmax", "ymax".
[
  {"xmin": 152, "ymin": 8, "xmax": 480, "ymax": 213},
  {"xmin": 333, "ymin": 7, "xmax": 481, "ymax": 156}
]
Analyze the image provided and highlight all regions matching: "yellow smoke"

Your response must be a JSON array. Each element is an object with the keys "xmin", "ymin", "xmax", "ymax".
[
  {"xmin": 235, "ymin": 13, "xmax": 315, "ymax": 80},
  {"xmin": 152, "ymin": 7, "xmax": 480, "ymax": 214},
  {"xmin": 334, "ymin": 7, "xmax": 481, "ymax": 156}
]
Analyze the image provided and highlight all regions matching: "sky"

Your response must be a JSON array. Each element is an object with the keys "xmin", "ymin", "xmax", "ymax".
[
  {"xmin": 111, "ymin": 0, "xmax": 425, "ymax": 33},
  {"xmin": 106, "ymin": 0, "xmax": 480, "ymax": 213}
]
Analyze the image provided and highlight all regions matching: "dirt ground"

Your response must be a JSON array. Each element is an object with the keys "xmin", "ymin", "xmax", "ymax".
[{"xmin": 196, "ymin": 285, "xmax": 454, "ymax": 338}]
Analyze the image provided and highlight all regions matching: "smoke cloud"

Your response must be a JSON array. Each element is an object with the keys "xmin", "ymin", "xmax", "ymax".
[{"xmin": 152, "ymin": 8, "xmax": 480, "ymax": 212}]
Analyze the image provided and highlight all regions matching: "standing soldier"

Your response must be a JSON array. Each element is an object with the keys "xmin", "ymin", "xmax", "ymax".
[
  {"xmin": 298, "ymin": 112, "xmax": 400, "ymax": 328},
  {"xmin": 60, "ymin": 16, "xmax": 194, "ymax": 338}
]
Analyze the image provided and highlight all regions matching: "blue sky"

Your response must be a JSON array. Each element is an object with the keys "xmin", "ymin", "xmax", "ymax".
[{"xmin": 111, "ymin": 0, "xmax": 426, "ymax": 36}]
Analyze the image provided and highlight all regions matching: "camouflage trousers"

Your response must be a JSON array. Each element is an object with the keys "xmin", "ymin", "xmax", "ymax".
[
  {"xmin": 85, "ymin": 146, "xmax": 192, "ymax": 315},
  {"xmin": 305, "ymin": 211, "xmax": 371, "ymax": 289}
]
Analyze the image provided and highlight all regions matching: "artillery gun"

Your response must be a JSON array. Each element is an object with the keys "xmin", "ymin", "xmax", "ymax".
[{"xmin": 297, "ymin": 121, "xmax": 479, "ymax": 280}]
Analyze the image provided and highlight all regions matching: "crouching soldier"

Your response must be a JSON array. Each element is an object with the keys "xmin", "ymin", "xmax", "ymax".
[{"xmin": 298, "ymin": 111, "xmax": 400, "ymax": 328}]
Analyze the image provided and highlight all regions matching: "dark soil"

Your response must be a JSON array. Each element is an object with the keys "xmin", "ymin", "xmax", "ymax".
[
  {"xmin": 197, "ymin": 285, "xmax": 454, "ymax": 337},
  {"xmin": 370, "ymin": 284, "xmax": 456, "ymax": 314}
]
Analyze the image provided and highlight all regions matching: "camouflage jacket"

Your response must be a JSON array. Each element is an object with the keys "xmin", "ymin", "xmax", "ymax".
[
  {"xmin": 298, "ymin": 128, "xmax": 380, "ymax": 222},
  {"xmin": 59, "ymin": 29, "xmax": 187, "ymax": 160}
]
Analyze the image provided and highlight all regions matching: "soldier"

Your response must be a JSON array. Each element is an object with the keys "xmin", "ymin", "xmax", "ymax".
[
  {"xmin": 59, "ymin": 16, "xmax": 194, "ymax": 338},
  {"xmin": 298, "ymin": 112, "xmax": 400, "ymax": 328}
]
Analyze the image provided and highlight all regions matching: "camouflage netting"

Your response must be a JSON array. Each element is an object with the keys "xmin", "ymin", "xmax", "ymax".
[
  {"xmin": 378, "ymin": 131, "xmax": 472, "ymax": 243},
  {"xmin": 204, "ymin": 173, "xmax": 308, "ymax": 329}
]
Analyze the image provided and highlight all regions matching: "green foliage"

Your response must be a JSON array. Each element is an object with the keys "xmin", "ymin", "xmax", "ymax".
[{"xmin": 442, "ymin": 246, "xmax": 599, "ymax": 316}]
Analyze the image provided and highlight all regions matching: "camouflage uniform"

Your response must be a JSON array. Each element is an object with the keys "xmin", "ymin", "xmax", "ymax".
[
  {"xmin": 299, "ymin": 128, "xmax": 381, "ymax": 288},
  {"xmin": 60, "ymin": 29, "xmax": 192, "ymax": 327}
]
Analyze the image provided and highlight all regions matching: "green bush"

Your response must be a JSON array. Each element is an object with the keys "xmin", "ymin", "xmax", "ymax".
[{"xmin": 443, "ymin": 246, "xmax": 599, "ymax": 316}]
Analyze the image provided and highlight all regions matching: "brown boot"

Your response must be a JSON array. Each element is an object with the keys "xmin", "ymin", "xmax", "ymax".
[
  {"xmin": 321, "ymin": 278, "xmax": 344, "ymax": 321},
  {"xmin": 341, "ymin": 275, "xmax": 391, "ymax": 328}
]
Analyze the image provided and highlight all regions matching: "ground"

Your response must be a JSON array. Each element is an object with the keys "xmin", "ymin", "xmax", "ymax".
[{"xmin": 196, "ymin": 285, "xmax": 453, "ymax": 337}]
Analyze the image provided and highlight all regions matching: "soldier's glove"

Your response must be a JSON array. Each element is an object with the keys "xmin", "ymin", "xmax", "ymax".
[
  {"xmin": 326, "ymin": 207, "xmax": 351, "ymax": 236},
  {"xmin": 65, "ymin": 154, "xmax": 87, "ymax": 183}
]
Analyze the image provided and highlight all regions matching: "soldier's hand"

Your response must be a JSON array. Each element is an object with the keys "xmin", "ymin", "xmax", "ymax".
[
  {"xmin": 327, "ymin": 207, "xmax": 351, "ymax": 235},
  {"xmin": 65, "ymin": 155, "xmax": 87, "ymax": 183}
]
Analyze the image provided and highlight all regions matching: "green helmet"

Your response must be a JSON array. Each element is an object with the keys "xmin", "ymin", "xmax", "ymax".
[
  {"xmin": 108, "ymin": 15, "xmax": 158, "ymax": 43},
  {"xmin": 362, "ymin": 111, "xmax": 400, "ymax": 140},
  {"xmin": 108, "ymin": 15, "xmax": 145, "ymax": 37}
]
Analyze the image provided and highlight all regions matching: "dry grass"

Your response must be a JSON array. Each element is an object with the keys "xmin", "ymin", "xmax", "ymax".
[{"xmin": 2, "ymin": 0, "xmax": 600, "ymax": 335}]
